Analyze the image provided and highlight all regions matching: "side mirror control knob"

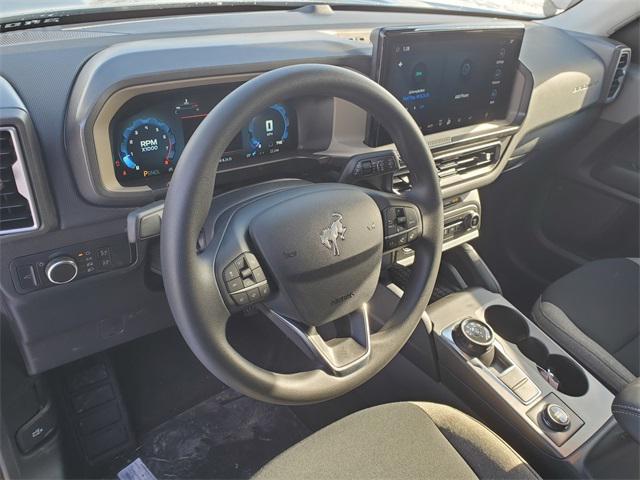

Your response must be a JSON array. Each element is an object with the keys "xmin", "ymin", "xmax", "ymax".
[{"xmin": 45, "ymin": 257, "xmax": 78, "ymax": 284}]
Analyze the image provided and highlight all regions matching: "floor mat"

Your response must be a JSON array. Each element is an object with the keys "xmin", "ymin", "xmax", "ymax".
[
  {"xmin": 119, "ymin": 389, "xmax": 310, "ymax": 479},
  {"xmin": 110, "ymin": 327, "xmax": 228, "ymax": 435}
]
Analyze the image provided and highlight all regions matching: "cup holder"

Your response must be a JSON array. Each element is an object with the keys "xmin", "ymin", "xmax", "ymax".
[
  {"xmin": 485, "ymin": 305, "xmax": 529, "ymax": 343},
  {"xmin": 518, "ymin": 337, "xmax": 549, "ymax": 367},
  {"xmin": 541, "ymin": 354, "xmax": 589, "ymax": 397},
  {"xmin": 484, "ymin": 304, "xmax": 588, "ymax": 396}
]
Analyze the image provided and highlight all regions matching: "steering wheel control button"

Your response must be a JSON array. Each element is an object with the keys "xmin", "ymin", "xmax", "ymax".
[
  {"xmin": 245, "ymin": 253, "xmax": 260, "ymax": 270},
  {"xmin": 223, "ymin": 264, "xmax": 240, "ymax": 282},
  {"xmin": 224, "ymin": 252, "xmax": 270, "ymax": 307},
  {"xmin": 543, "ymin": 404, "xmax": 571, "ymax": 431},
  {"xmin": 453, "ymin": 318, "xmax": 494, "ymax": 357},
  {"xmin": 226, "ymin": 278, "xmax": 243, "ymax": 293},
  {"xmin": 253, "ymin": 267, "xmax": 266, "ymax": 283},
  {"xmin": 259, "ymin": 284, "xmax": 271, "ymax": 298},
  {"xmin": 405, "ymin": 209, "xmax": 418, "ymax": 228},
  {"xmin": 349, "ymin": 152, "xmax": 398, "ymax": 179},
  {"xmin": 45, "ymin": 257, "xmax": 79, "ymax": 285},
  {"xmin": 247, "ymin": 288, "xmax": 261, "ymax": 302},
  {"xmin": 383, "ymin": 206, "xmax": 421, "ymax": 251},
  {"xmin": 232, "ymin": 292, "xmax": 250, "ymax": 306}
]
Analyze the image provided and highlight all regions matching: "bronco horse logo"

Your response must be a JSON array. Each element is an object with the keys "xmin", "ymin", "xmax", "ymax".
[{"xmin": 320, "ymin": 213, "xmax": 347, "ymax": 256}]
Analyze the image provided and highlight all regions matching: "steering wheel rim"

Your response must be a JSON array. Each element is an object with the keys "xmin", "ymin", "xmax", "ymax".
[{"xmin": 161, "ymin": 64, "xmax": 443, "ymax": 405}]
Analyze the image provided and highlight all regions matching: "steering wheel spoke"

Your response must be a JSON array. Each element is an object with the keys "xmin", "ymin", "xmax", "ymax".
[{"xmin": 259, "ymin": 304, "xmax": 371, "ymax": 376}]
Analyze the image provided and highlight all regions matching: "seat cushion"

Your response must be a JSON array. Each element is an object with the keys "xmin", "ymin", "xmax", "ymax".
[
  {"xmin": 254, "ymin": 402, "xmax": 539, "ymax": 480},
  {"xmin": 532, "ymin": 258, "xmax": 639, "ymax": 393}
]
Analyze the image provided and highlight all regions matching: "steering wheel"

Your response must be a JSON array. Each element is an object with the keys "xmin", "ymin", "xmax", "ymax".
[{"xmin": 161, "ymin": 64, "xmax": 443, "ymax": 405}]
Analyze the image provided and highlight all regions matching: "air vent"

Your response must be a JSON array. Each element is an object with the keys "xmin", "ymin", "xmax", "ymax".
[
  {"xmin": 392, "ymin": 173, "xmax": 412, "ymax": 194},
  {"xmin": 434, "ymin": 143, "xmax": 500, "ymax": 180},
  {"xmin": 0, "ymin": 127, "xmax": 38, "ymax": 234},
  {"xmin": 606, "ymin": 48, "xmax": 631, "ymax": 102}
]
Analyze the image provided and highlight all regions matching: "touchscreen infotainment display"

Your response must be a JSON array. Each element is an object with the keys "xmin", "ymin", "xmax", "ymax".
[{"xmin": 366, "ymin": 27, "xmax": 524, "ymax": 147}]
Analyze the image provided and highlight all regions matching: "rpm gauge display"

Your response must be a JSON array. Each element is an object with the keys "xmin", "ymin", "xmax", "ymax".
[
  {"xmin": 116, "ymin": 118, "xmax": 176, "ymax": 183},
  {"xmin": 110, "ymin": 83, "xmax": 298, "ymax": 187}
]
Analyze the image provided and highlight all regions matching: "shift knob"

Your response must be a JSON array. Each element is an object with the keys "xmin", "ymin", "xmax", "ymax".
[{"xmin": 453, "ymin": 318, "xmax": 495, "ymax": 358}]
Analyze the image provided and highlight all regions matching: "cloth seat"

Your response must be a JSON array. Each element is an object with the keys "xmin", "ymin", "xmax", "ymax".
[
  {"xmin": 254, "ymin": 402, "xmax": 539, "ymax": 479},
  {"xmin": 532, "ymin": 258, "xmax": 639, "ymax": 393}
]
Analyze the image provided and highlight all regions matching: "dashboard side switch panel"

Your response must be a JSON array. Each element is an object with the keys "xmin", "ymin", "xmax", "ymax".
[{"xmin": 11, "ymin": 234, "xmax": 133, "ymax": 293}]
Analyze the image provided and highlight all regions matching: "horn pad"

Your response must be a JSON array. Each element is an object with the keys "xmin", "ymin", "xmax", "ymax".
[{"xmin": 249, "ymin": 186, "xmax": 383, "ymax": 326}]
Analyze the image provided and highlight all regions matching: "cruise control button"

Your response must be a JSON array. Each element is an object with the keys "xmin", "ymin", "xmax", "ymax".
[
  {"xmin": 259, "ymin": 284, "xmax": 270, "ymax": 298},
  {"xmin": 226, "ymin": 278, "xmax": 243, "ymax": 293},
  {"xmin": 398, "ymin": 233, "xmax": 408, "ymax": 245},
  {"xmin": 406, "ymin": 209, "xmax": 418, "ymax": 228},
  {"xmin": 243, "ymin": 277, "xmax": 256, "ymax": 288},
  {"xmin": 232, "ymin": 292, "xmax": 250, "ymax": 306},
  {"xmin": 233, "ymin": 256, "xmax": 247, "ymax": 271},
  {"xmin": 223, "ymin": 264, "xmax": 240, "ymax": 282},
  {"xmin": 245, "ymin": 253, "xmax": 260, "ymax": 270},
  {"xmin": 247, "ymin": 288, "xmax": 261, "ymax": 303},
  {"xmin": 407, "ymin": 229, "xmax": 419, "ymax": 242},
  {"xmin": 252, "ymin": 267, "xmax": 266, "ymax": 283}
]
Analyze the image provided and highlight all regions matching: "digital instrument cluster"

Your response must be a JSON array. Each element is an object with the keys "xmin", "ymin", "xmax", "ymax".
[
  {"xmin": 110, "ymin": 83, "xmax": 297, "ymax": 186},
  {"xmin": 367, "ymin": 26, "xmax": 524, "ymax": 146}
]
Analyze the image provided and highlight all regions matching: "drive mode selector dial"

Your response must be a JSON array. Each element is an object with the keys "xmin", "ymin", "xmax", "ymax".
[
  {"xmin": 542, "ymin": 403, "xmax": 571, "ymax": 431},
  {"xmin": 45, "ymin": 257, "xmax": 78, "ymax": 285}
]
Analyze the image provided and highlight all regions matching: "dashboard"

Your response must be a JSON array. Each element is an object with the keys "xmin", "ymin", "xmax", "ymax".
[
  {"xmin": 78, "ymin": 23, "xmax": 535, "ymax": 202},
  {"xmin": 0, "ymin": 7, "xmax": 628, "ymax": 377}
]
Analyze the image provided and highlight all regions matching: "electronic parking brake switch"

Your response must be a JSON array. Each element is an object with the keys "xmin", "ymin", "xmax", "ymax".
[{"xmin": 223, "ymin": 252, "xmax": 270, "ymax": 307}]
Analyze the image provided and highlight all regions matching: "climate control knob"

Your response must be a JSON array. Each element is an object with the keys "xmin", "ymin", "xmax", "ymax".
[{"xmin": 45, "ymin": 257, "xmax": 78, "ymax": 285}]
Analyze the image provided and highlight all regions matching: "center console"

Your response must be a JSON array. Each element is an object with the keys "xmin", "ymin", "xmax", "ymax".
[{"xmin": 427, "ymin": 288, "xmax": 614, "ymax": 462}]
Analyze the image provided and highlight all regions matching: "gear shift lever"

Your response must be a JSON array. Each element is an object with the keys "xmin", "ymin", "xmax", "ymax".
[{"xmin": 453, "ymin": 318, "xmax": 495, "ymax": 364}]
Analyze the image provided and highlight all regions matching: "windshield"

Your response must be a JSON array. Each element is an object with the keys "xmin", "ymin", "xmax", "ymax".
[{"xmin": 0, "ymin": 0, "xmax": 581, "ymax": 22}]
